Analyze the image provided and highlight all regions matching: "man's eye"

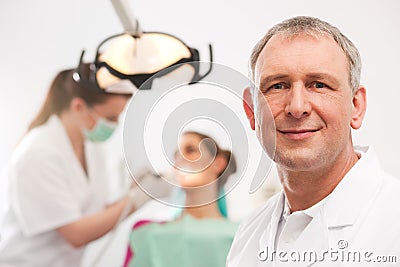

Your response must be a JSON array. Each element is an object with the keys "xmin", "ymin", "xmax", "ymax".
[
  {"xmin": 270, "ymin": 83, "xmax": 285, "ymax": 90},
  {"xmin": 313, "ymin": 82, "xmax": 327, "ymax": 89}
]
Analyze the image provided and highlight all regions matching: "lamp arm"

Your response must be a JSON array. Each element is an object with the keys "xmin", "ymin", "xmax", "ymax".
[{"xmin": 110, "ymin": 0, "xmax": 142, "ymax": 35}]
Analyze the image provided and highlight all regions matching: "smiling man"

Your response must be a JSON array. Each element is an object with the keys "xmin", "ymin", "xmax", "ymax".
[{"xmin": 227, "ymin": 16, "xmax": 400, "ymax": 266}]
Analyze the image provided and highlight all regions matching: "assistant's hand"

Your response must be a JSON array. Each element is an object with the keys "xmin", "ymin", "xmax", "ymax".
[{"xmin": 128, "ymin": 168, "xmax": 173, "ymax": 210}]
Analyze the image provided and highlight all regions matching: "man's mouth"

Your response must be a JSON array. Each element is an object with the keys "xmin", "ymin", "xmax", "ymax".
[{"xmin": 277, "ymin": 128, "xmax": 321, "ymax": 140}]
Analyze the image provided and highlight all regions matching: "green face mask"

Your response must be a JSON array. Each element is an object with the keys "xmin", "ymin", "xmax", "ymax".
[{"xmin": 84, "ymin": 117, "xmax": 118, "ymax": 142}]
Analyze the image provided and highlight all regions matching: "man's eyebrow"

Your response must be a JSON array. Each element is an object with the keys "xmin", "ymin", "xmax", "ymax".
[
  {"xmin": 258, "ymin": 73, "xmax": 341, "ymax": 89},
  {"xmin": 259, "ymin": 74, "xmax": 289, "ymax": 90},
  {"xmin": 305, "ymin": 73, "xmax": 340, "ymax": 85}
]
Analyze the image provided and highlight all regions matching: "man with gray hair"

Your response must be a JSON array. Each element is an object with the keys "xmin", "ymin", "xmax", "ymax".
[{"xmin": 227, "ymin": 16, "xmax": 400, "ymax": 266}]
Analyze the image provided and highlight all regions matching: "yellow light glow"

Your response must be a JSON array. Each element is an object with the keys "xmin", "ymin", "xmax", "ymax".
[{"xmin": 98, "ymin": 34, "xmax": 192, "ymax": 74}]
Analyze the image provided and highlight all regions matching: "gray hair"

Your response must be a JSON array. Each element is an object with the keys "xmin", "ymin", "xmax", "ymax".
[{"xmin": 249, "ymin": 16, "xmax": 361, "ymax": 93}]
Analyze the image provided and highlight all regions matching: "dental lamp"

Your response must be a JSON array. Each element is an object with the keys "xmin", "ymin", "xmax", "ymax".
[{"xmin": 73, "ymin": 0, "xmax": 213, "ymax": 94}]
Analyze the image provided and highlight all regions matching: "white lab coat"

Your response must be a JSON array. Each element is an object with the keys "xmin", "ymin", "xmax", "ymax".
[
  {"xmin": 226, "ymin": 146, "xmax": 400, "ymax": 267},
  {"xmin": 0, "ymin": 115, "xmax": 113, "ymax": 267}
]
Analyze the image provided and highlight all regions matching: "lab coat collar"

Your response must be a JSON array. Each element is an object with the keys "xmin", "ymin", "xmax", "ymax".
[
  {"xmin": 323, "ymin": 145, "xmax": 383, "ymax": 228},
  {"xmin": 47, "ymin": 115, "xmax": 89, "ymax": 180},
  {"xmin": 258, "ymin": 146, "xmax": 382, "ymax": 255},
  {"xmin": 47, "ymin": 115, "xmax": 77, "ymax": 160}
]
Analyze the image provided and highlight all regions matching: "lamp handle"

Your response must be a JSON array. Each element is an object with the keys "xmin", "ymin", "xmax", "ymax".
[{"xmin": 110, "ymin": 0, "xmax": 142, "ymax": 35}]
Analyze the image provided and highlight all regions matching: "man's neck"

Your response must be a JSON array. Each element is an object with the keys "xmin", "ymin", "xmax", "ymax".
[{"xmin": 278, "ymin": 147, "xmax": 360, "ymax": 212}]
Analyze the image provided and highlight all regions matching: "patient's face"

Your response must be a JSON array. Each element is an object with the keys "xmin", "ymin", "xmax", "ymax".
[{"xmin": 173, "ymin": 133, "xmax": 218, "ymax": 188}]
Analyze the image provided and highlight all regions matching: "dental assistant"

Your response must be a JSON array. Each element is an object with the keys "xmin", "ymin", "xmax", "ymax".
[{"xmin": 0, "ymin": 63, "xmax": 137, "ymax": 267}]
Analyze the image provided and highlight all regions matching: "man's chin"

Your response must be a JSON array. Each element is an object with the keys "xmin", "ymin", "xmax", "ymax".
[{"xmin": 274, "ymin": 150, "xmax": 324, "ymax": 171}]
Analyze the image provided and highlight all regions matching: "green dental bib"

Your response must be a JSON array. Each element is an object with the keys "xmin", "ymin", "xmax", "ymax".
[{"xmin": 128, "ymin": 215, "xmax": 238, "ymax": 267}]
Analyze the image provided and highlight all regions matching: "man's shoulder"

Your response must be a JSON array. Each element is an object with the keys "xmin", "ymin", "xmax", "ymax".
[
  {"xmin": 349, "ymin": 172, "xmax": 400, "ymax": 254},
  {"xmin": 379, "ymin": 172, "xmax": 400, "ymax": 203},
  {"xmin": 382, "ymin": 171, "xmax": 400, "ymax": 184},
  {"xmin": 362, "ymin": 171, "xmax": 400, "ymax": 233}
]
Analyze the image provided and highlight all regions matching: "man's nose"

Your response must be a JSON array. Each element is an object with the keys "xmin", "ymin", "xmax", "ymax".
[{"xmin": 284, "ymin": 84, "xmax": 312, "ymax": 119}]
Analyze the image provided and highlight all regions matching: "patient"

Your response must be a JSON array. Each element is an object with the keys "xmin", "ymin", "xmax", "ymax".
[{"xmin": 123, "ymin": 131, "xmax": 239, "ymax": 267}]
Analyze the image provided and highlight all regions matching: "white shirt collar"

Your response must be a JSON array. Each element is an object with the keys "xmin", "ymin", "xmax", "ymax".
[
  {"xmin": 281, "ymin": 190, "xmax": 326, "ymax": 222},
  {"xmin": 282, "ymin": 197, "xmax": 291, "ymax": 221},
  {"xmin": 302, "ymin": 196, "xmax": 325, "ymax": 218}
]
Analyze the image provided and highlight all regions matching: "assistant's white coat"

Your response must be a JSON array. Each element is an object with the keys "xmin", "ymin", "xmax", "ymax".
[{"xmin": 0, "ymin": 116, "xmax": 113, "ymax": 267}]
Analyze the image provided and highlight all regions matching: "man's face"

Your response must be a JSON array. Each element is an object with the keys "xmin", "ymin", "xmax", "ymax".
[{"xmin": 248, "ymin": 33, "xmax": 365, "ymax": 171}]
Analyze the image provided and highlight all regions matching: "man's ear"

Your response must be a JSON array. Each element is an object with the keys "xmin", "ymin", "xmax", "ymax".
[
  {"xmin": 350, "ymin": 86, "xmax": 367, "ymax": 130},
  {"xmin": 243, "ymin": 87, "xmax": 255, "ymax": 130}
]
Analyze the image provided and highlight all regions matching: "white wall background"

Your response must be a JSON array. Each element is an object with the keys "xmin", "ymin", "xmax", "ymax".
[
  {"xmin": 1, "ymin": 0, "xmax": 399, "ymax": 176},
  {"xmin": 1, "ymin": 0, "xmax": 399, "ymax": 266}
]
